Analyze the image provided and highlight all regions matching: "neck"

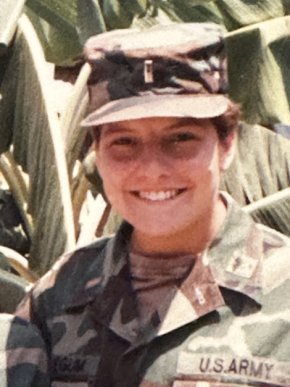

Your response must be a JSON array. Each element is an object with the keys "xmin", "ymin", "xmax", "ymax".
[{"xmin": 130, "ymin": 196, "xmax": 227, "ymax": 257}]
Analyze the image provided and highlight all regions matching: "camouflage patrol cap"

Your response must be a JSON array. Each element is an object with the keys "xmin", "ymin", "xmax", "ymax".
[{"xmin": 82, "ymin": 22, "xmax": 229, "ymax": 127}]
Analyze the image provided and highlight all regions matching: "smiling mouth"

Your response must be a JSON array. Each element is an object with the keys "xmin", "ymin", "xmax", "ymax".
[{"xmin": 132, "ymin": 189, "xmax": 186, "ymax": 202}]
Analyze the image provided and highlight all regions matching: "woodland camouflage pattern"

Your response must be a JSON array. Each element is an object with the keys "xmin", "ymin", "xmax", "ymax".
[
  {"xmin": 18, "ymin": 196, "xmax": 290, "ymax": 387},
  {"xmin": 82, "ymin": 22, "xmax": 229, "ymax": 127},
  {"xmin": 0, "ymin": 313, "xmax": 49, "ymax": 386},
  {"xmin": 16, "ymin": 194, "xmax": 290, "ymax": 386}
]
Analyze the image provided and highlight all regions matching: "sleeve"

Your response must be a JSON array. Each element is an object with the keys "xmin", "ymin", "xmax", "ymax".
[
  {"xmin": 15, "ymin": 269, "xmax": 59, "ymax": 349},
  {"xmin": 15, "ymin": 253, "xmax": 69, "ymax": 327},
  {"xmin": 14, "ymin": 288, "xmax": 34, "ymax": 322},
  {"xmin": 0, "ymin": 314, "xmax": 50, "ymax": 387}
]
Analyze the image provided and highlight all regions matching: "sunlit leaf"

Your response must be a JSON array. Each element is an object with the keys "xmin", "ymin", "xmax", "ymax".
[
  {"xmin": 0, "ymin": 246, "xmax": 38, "ymax": 283},
  {"xmin": 226, "ymin": 16, "xmax": 290, "ymax": 126},
  {"xmin": 62, "ymin": 63, "xmax": 91, "ymax": 174},
  {"xmin": 60, "ymin": 62, "xmax": 91, "ymax": 235},
  {"xmin": 244, "ymin": 188, "xmax": 290, "ymax": 236},
  {"xmin": 156, "ymin": 0, "xmax": 223, "ymax": 24},
  {"xmin": 77, "ymin": 193, "xmax": 107, "ymax": 247},
  {"xmin": 0, "ymin": 152, "xmax": 33, "ymax": 242},
  {"xmin": 25, "ymin": 7, "xmax": 81, "ymax": 66},
  {"xmin": 0, "ymin": 0, "xmax": 25, "ymax": 55},
  {"xmin": 0, "ymin": 15, "xmax": 76, "ymax": 274},
  {"xmin": 102, "ymin": 0, "xmax": 147, "ymax": 29},
  {"xmin": 221, "ymin": 123, "xmax": 290, "ymax": 205},
  {"xmin": 216, "ymin": 0, "xmax": 284, "ymax": 30},
  {"xmin": 221, "ymin": 122, "xmax": 290, "ymax": 234},
  {"xmin": 25, "ymin": 0, "xmax": 106, "ymax": 65},
  {"xmin": 25, "ymin": 0, "xmax": 108, "ymax": 65},
  {"xmin": 76, "ymin": 0, "xmax": 107, "ymax": 45},
  {"xmin": 26, "ymin": 0, "xmax": 77, "ymax": 32},
  {"xmin": 0, "ymin": 252, "xmax": 27, "ymax": 313}
]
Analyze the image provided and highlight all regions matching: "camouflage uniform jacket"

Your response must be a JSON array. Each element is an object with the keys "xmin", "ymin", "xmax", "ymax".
[
  {"xmin": 16, "ymin": 195, "xmax": 290, "ymax": 387},
  {"xmin": 0, "ymin": 313, "xmax": 49, "ymax": 386}
]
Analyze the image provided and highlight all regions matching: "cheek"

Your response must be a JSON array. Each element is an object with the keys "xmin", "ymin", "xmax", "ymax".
[
  {"xmin": 189, "ymin": 149, "xmax": 222, "ymax": 187},
  {"xmin": 97, "ymin": 152, "xmax": 123, "ymax": 184},
  {"xmin": 96, "ymin": 160, "xmax": 129, "ymax": 206},
  {"xmin": 191, "ymin": 146, "xmax": 216, "ymax": 170},
  {"xmin": 100, "ymin": 167, "xmax": 122, "ymax": 193}
]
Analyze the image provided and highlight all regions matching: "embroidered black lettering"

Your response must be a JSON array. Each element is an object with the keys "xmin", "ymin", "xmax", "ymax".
[
  {"xmin": 73, "ymin": 358, "xmax": 86, "ymax": 372},
  {"xmin": 239, "ymin": 359, "xmax": 249, "ymax": 375},
  {"xmin": 54, "ymin": 356, "xmax": 87, "ymax": 375},
  {"xmin": 250, "ymin": 360, "xmax": 263, "ymax": 378},
  {"xmin": 59, "ymin": 356, "xmax": 73, "ymax": 372},
  {"xmin": 227, "ymin": 359, "xmax": 238, "ymax": 374},
  {"xmin": 199, "ymin": 357, "xmax": 211, "ymax": 373},
  {"xmin": 213, "ymin": 358, "xmax": 223, "ymax": 373},
  {"xmin": 264, "ymin": 363, "xmax": 274, "ymax": 379}
]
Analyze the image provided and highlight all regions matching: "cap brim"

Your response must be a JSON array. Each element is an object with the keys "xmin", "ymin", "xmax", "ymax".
[{"xmin": 81, "ymin": 94, "xmax": 229, "ymax": 127}]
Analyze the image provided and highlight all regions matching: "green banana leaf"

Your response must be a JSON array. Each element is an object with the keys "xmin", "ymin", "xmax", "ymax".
[
  {"xmin": 151, "ymin": 0, "xmax": 222, "ymax": 24},
  {"xmin": 222, "ymin": 122, "xmax": 290, "ymax": 204},
  {"xmin": 0, "ymin": 268, "xmax": 27, "ymax": 313},
  {"xmin": 221, "ymin": 122, "xmax": 290, "ymax": 235},
  {"xmin": 25, "ymin": 0, "xmax": 107, "ymax": 66},
  {"xmin": 0, "ymin": 186, "xmax": 30, "ymax": 254},
  {"xmin": 244, "ymin": 188, "xmax": 290, "ymax": 236},
  {"xmin": 0, "ymin": 0, "xmax": 25, "ymax": 55},
  {"xmin": 76, "ymin": 0, "xmax": 107, "ymax": 45},
  {"xmin": 0, "ymin": 152, "xmax": 33, "ymax": 242},
  {"xmin": 0, "ymin": 246, "xmax": 38, "ymax": 283},
  {"xmin": 216, "ymin": 0, "xmax": 285, "ymax": 30},
  {"xmin": 0, "ymin": 1, "xmax": 25, "ymax": 142},
  {"xmin": 102, "ymin": 0, "xmax": 147, "ymax": 29},
  {"xmin": 23, "ymin": 0, "xmax": 288, "ymax": 63},
  {"xmin": 0, "ymin": 15, "xmax": 76, "ymax": 275},
  {"xmin": 61, "ymin": 63, "xmax": 92, "ymax": 237},
  {"xmin": 0, "ymin": 251, "xmax": 27, "ymax": 313},
  {"xmin": 23, "ymin": 0, "xmax": 290, "ymax": 128},
  {"xmin": 226, "ymin": 15, "xmax": 290, "ymax": 126},
  {"xmin": 62, "ymin": 63, "xmax": 91, "ymax": 174}
]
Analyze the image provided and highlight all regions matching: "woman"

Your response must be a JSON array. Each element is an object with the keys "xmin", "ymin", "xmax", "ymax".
[{"xmin": 16, "ymin": 23, "xmax": 290, "ymax": 386}]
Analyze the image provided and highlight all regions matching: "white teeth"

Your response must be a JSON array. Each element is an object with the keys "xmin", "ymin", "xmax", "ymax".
[{"xmin": 138, "ymin": 190, "xmax": 178, "ymax": 201}]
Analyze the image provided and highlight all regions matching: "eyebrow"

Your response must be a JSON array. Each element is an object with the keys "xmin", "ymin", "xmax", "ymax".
[
  {"xmin": 101, "ymin": 117, "xmax": 204, "ymax": 137},
  {"xmin": 100, "ymin": 124, "xmax": 136, "ymax": 137},
  {"xmin": 165, "ymin": 118, "xmax": 200, "ymax": 130}
]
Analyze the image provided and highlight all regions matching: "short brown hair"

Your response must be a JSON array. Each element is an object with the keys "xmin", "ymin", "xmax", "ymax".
[{"xmin": 211, "ymin": 101, "xmax": 240, "ymax": 141}]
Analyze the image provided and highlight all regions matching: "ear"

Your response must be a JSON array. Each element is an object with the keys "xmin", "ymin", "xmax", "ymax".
[{"xmin": 219, "ymin": 130, "xmax": 237, "ymax": 171}]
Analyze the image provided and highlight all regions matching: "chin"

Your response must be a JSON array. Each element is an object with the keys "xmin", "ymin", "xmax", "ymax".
[{"xmin": 129, "ymin": 215, "xmax": 192, "ymax": 238}]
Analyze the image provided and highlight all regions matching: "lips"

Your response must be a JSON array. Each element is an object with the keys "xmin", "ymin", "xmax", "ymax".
[{"xmin": 132, "ymin": 189, "xmax": 185, "ymax": 201}]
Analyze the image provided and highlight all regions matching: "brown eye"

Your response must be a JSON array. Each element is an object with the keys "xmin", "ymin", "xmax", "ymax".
[
  {"xmin": 106, "ymin": 136, "xmax": 140, "ymax": 162},
  {"xmin": 172, "ymin": 132, "xmax": 196, "ymax": 142},
  {"xmin": 162, "ymin": 131, "xmax": 200, "ymax": 159},
  {"xmin": 112, "ymin": 137, "xmax": 137, "ymax": 146}
]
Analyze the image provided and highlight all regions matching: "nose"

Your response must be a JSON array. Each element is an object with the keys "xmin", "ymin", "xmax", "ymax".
[{"xmin": 135, "ymin": 141, "xmax": 172, "ymax": 180}]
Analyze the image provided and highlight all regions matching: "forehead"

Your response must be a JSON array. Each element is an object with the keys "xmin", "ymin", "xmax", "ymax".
[{"xmin": 100, "ymin": 117, "xmax": 213, "ymax": 136}]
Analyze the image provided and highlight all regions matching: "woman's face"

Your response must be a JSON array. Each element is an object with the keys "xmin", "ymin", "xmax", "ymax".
[{"xmin": 95, "ymin": 116, "xmax": 235, "ymax": 245}]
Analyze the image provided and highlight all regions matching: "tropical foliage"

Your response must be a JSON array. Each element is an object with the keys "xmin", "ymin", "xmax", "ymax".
[{"xmin": 0, "ymin": 1, "xmax": 289, "ymax": 305}]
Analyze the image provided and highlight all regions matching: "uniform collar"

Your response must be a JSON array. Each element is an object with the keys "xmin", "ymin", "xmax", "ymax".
[
  {"xmin": 65, "ymin": 193, "xmax": 264, "ymax": 344},
  {"xmin": 207, "ymin": 192, "xmax": 263, "ymax": 303}
]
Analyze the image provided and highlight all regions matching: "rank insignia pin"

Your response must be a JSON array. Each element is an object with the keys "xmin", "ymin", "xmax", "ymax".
[{"xmin": 144, "ymin": 59, "xmax": 154, "ymax": 83}]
